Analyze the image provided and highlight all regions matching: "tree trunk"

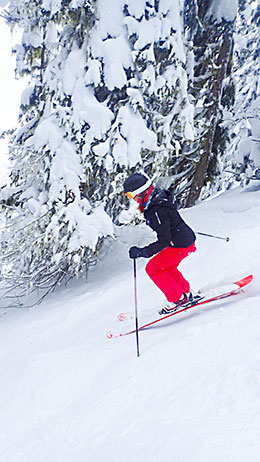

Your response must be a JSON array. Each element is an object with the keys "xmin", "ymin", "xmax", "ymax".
[{"xmin": 184, "ymin": 0, "xmax": 236, "ymax": 206}]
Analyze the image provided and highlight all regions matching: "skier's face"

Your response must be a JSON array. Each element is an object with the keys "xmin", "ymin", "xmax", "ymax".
[
  {"xmin": 133, "ymin": 195, "xmax": 143, "ymax": 206},
  {"xmin": 126, "ymin": 191, "xmax": 143, "ymax": 205}
]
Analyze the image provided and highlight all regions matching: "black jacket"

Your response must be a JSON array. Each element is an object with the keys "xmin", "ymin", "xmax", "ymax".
[{"xmin": 141, "ymin": 188, "xmax": 196, "ymax": 258}]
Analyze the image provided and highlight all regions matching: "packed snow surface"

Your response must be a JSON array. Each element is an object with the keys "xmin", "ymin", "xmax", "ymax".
[{"xmin": 0, "ymin": 185, "xmax": 260, "ymax": 462}]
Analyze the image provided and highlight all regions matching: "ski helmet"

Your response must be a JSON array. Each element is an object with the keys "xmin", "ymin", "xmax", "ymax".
[{"xmin": 123, "ymin": 173, "xmax": 151, "ymax": 197}]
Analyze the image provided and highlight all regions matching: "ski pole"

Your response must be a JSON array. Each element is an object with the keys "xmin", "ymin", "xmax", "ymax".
[
  {"xmin": 133, "ymin": 258, "xmax": 140, "ymax": 357},
  {"xmin": 196, "ymin": 232, "xmax": 230, "ymax": 242}
]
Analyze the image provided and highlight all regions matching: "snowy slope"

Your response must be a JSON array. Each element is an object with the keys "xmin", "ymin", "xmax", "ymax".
[{"xmin": 0, "ymin": 185, "xmax": 260, "ymax": 462}]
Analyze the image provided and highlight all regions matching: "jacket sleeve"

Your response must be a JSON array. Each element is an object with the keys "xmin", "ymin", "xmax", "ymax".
[{"xmin": 141, "ymin": 207, "xmax": 172, "ymax": 257}]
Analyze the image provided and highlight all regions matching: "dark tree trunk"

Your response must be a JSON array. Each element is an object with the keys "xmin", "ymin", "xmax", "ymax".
[{"xmin": 183, "ymin": 0, "xmax": 237, "ymax": 207}]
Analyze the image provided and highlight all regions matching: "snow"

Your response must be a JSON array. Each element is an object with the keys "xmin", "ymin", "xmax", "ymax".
[
  {"xmin": 125, "ymin": 0, "xmax": 147, "ymax": 18},
  {"xmin": 0, "ymin": 185, "xmax": 260, "ymax": 461},
  {"xmin": 94, "ymin": 0, "xmax": 126, "ymax": 39},
  {"xmin": 84, "ymin": 59, "xmax": 101, "ymax": 86},
  {"xmin": 25, "ymin": 116, "xmax": 64, "ymax": 152},
  {"xmin": 112, "ymin": 133, "xmax": 128, "ymax": 167},
  {"xmin": 45, "ymin": 22, "xmax": 58, "ymax": 44},
  {"xmin": 101, "ymin": 35, "xmax": 133, "ymax": 90},
  {"xmin": 206, "ymin": 0, "xmax": 238, "ymax": 22},
  {"xmin": 0, "ymin": 0, "xmax": 259, "ymax": 456},
  {"xmin": 64, "ymin": 203, "xmax": 114, "ymax": 252},
  {"xmin": 71, "ymin": 83, "xmax": 114, "ymax": 141},
  {"xmin": 42, "ymin": 0, "xmax": 61, "ymax": 15},
  {"xmin": 132, "ymin": 16, "xmax": 163, "ymax": 49},
  {"xmin": 62, "ymin": 47, "xmax": 86, "ymax": 96},
  {"xmin": 22, "ymin": 28, "xmax": 43, "ymax": 48},
  {"xmin": 115, "ymin": 105, "xmax": 157, "ymax": 167},
  {"xmin": 49, "ymin": 139, "xmax": 82, "ymax": 199},
  {"xmin": 20, "ymin": 85, "xmax": 35, "ymax": 107}
]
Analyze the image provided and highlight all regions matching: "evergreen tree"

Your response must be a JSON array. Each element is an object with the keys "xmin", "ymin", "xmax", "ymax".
[
  {"xmin": 0, "ymin": 0, "xmax": 195, "ymax": 304},
  {"xmin": 182, "ymin": 0, "xmax": 237, "ymax": 206},
  {"xmin": 2, "ymin": 0, "xmax": 255, "ymax": 305},
  {"xmin": 223, "ymin": 0, "xmax": 260, "ymax": 186}
]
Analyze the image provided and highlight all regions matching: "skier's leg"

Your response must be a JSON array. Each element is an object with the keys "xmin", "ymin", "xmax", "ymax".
[
  {"xmin": 145, "ymin": 247, "xmax": 184, "ymax": 302},
  {"xmin": 167, "ymin": 244, "xmax": 196, "ymax": 295},
  {"xmin": 145, "ymin": 244, "xmax": 196, "ymax": 302},
  {"xmin": 170, "ymin": 267, "xmax": 190, "ymax": 294}
]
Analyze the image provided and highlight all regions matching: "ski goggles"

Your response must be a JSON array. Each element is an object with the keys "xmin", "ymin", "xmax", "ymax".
[{"xmin": 125, "ymin": 191, "xmax": 135, "ymax": 199}]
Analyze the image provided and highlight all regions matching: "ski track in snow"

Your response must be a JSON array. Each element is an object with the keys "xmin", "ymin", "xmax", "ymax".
[{"xmin": 0, "ymin": 186, "xmax": 260, "ymax": 462}]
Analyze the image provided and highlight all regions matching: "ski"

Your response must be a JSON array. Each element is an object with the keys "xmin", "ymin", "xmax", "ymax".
[
  {"xmin": 117, "ymin": 296, "xmax": 204, "ymax": 321},
  {"xmin": 106, "ymin": 275, "xmax": 253, "ymax": 339}
]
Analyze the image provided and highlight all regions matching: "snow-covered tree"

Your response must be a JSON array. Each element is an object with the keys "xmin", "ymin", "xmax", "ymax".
[
  {"xmin": 223, "ymin": 0, "xmax": 260, "ymax": 186},
  {"xmin": 0, "ymin": 0, "xmax": 196, "ymax": 304},
  {"xmin": 2, "ymin": 0, "xmax": 256, "ymax": 305},
  {"xmin": 181, "ymin": 0, "xmax": 238, "ymax": 206}
]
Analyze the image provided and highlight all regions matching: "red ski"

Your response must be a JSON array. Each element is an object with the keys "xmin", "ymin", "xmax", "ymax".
[{"xmin": 106, "ymin": 275, "xmax": 253, "ymax": 339}]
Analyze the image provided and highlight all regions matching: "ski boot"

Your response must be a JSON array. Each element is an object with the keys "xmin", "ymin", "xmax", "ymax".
[{"xmin": 159, "ymin": 293, "xmax": 189, "ymax": 315}]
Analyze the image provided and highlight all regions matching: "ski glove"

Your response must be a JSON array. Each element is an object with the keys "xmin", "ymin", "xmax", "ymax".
[{"xmin": 129, "ymin": 246, "xmax": 145, "ymax": 259}]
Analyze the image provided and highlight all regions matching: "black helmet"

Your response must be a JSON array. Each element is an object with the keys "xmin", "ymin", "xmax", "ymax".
[{"xmin": 123, "ymin": 173, "xmax": 151, "ymax": 196}]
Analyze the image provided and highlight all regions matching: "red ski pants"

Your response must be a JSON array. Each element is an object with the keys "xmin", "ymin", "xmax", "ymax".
[{"xmin": 145, "ymin": 243, "xmax": 196, "ymax": 303}]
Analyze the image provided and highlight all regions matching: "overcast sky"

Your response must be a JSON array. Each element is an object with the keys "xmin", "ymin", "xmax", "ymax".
[{"xmin": 0, "ymin": 18, "xmax": 25, "ymax": 184}]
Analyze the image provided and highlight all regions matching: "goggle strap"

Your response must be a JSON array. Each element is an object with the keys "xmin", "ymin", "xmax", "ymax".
[{"xmin": 127, "ymin": 179, "xmax": 151, "ymax": 197}]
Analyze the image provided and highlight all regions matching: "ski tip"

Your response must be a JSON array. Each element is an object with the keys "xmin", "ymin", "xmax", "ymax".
[
  {"xmin": 106, "ymin": 331, "xmax": 113, "ymax": 339},
  {"xmin": 235, "ymin": 274, "xmax": 253, "ymax": 288}
]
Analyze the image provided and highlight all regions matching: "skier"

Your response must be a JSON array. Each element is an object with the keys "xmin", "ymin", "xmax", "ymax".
[{"xmin": 123, "ymin": 172, "xmax": 198, "ymax": 313}]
